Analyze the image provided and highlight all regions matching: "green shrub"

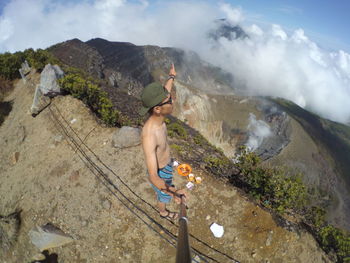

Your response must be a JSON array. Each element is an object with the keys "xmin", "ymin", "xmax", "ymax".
[
  {"xmin": 236, "ymin": 146, "xmax": 307, "ymax": 213},
  {"xmin": 319, "ymin": 225, "xmax": 350, "ymax": 262},
  {"xmin": 170, "ymin": 144, "xmax": 184, "ymax": 155},
  {"xmin": 0, "ymin": 48, "xmax": 59, "ymax": 80},
  {"xmin": 23, "ymin": 48, "xmax": 58, "ymax": 71},
  {"xmin": 167, "ymin": 121, "xmax": 187, "ymax": 139},
  {"xmin": 0, "ymin": 52, "xmax": 24, "ymax": 80},
  {"xmin": 204, "ymin": 155, "xmax": 229, "ymax": 168},
  {"xmin": 193, "ymin": 134, "xmax": 206, "ymax": 146},
  {"xmin": 306, "ymin": 206, "xmax": 327, "ymax": 228},
  {"xmin": 59, "ymin": 73, "xmax": 119, "ymax": 126}
]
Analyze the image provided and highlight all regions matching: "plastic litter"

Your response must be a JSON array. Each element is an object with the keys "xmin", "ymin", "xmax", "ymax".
[
  {"xmin": 194, "ymin": 176, "xmax": 202, "ymax": 184},
  {"xmin": 210, "ymin": 223, "xmax": 224, "ymax": 238},
  {"xmin": 29, "ymin": 223, "xmax": 73, "ymax": 251},
  {"xmin": 186, "ymin": 182, "xmax": 194, "ymax": 190}
]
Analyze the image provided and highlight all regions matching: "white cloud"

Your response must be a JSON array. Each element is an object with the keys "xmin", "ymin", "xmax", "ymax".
[
  {"xmin": 219, "ymin": 3, "xmax": 243, "ymax": 25},
  {"xmin": 271, "ymin": 24, "xmax": 287, "ymax": 40},
  {"xmin": 0, "ymin": 0, "xmax": 349, "ymax": 124}
]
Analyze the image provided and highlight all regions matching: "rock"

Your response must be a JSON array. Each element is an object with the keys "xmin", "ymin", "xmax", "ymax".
[
  {"xmin": 31, "ymin": 253, "xmax": 46, "ymax": 261},
  {"xmin": 29, "ymin": 223, "xmax": 73, "ymax": 251},
  {"xmin": 11, "ymin": 152, "xmax": 20, "ymax": 165},
  {"xmin": 102, "ymin": 199, "xmax": 111, "ymax": 210},
  {"xmin": 39, "ymin": 64, "xmax": 64, "ymax": 96},
  {"xmin": 19, "ymin": 60, "xmax": 31, "ymax": 83},
  {"xmin": 206, "ymin": 215, "xmax": 210, "ymax": 220},
  {"xmin": 112, "ymin": 126, "xmax": 141, "ymax": 149},
  {"xmin": 16, "ymin": 125, "xmax": 26, "ymax": 143},
  {"xmin": 265, "ymin": 231, "xmax": 273, "ymax": 246},
  {"xmin": 30, "ymin": 84, "xmax": 51, "ymax": 116},
  {"xmin": 54, "ymin": 135, "xmax": 63, "ymax": 143}
]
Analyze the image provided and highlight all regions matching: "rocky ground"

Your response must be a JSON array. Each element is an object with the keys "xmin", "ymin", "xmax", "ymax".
[{"xmin": 0, "ymin": 73, "xmax": 332, "ymax": 262}]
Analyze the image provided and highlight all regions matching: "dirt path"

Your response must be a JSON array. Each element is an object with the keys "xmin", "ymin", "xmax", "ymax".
[{"xmin": 0, "ymin": 73, "xmax": 331, "ymax": 262}]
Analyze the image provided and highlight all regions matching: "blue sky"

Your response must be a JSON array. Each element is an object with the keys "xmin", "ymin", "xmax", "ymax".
[
  {"xmin": 0, "ymin": 0, "xmax": 349, "ymax": 51},
  {"xmin": 225, "ymin": 0, "xmax": 350, "ymax": 52}
]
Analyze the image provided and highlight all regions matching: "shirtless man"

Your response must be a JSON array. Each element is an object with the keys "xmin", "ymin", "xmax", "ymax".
[{"xmin": 139, "ymin": 64, "xmax": 187, "ymax": 220}]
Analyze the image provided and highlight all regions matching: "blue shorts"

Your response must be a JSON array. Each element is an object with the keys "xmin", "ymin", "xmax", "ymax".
[{"xmin": 151, "ymin": 161, "xmax": 174, "ymax": 204}]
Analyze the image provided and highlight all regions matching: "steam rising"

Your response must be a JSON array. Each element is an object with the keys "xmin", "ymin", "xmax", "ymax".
[
  {"xmin": 245, "ymin": 113, "xmax": 271, "ymax": 151},
  {"xmin": 1, "ymin": 0, "xmax": 350, "ymax": 124}
]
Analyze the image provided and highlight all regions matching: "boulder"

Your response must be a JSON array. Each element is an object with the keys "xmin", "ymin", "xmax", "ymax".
[
  {"xmin": 30, "ymin": 84, "xmax": 51, "ymax": 116},
  {"xmin": 29, "ymin": 223, "xmax": 73, "ymax": 251},
  {"xmin": 39, "ymin": 64, "xmax": 64, "ymax": 96},
  {"xmin": 112, "ymin": 126, "xmax": 141, "ymax": 149},
  {"xmin": 18, "ymin": 60, "xmax": 31, "ymax": 83}
]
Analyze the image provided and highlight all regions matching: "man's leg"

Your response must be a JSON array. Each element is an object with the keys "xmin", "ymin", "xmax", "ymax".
[{"xmin": 158, "ymin": 202, "xmax": 167, "ymax": 216}]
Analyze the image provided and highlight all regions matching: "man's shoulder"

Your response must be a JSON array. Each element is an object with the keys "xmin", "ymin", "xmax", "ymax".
[{"xmin": 142, "ymin": 121, "xmax": 156, "ymax": 138}]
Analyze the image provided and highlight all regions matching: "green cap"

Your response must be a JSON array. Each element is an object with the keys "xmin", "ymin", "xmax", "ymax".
[{"xmin": 139, "ymin": 82, "xmax": 169, "ymax": 116}]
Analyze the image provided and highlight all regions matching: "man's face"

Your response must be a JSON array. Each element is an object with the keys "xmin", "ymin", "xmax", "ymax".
[{"xmin": 156, "ymin": 94, "xmax": 174, "ymax": 115}]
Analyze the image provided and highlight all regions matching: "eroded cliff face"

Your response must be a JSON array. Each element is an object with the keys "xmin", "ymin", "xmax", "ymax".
[{"xmin": 173, "ymin": 82, "xmax": 237, "ymax": 157}]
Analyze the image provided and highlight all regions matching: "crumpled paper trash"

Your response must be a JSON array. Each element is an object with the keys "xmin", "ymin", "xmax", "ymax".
[{"xmin": 210, "ymin": 223, "xmax": 224, "ymax": 238}]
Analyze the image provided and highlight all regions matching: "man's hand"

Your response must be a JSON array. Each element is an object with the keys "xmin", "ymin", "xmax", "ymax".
[
  {"xmin": 174, "ymin": 188, "xmax": 188, "ymax": 205},
  {"xmin": 164, "ymin": 63, "xmax": 176, "ymax": 93},
  {"xmin": 169, "ymin": 63, "xmax": 176, "ymax": 77}
]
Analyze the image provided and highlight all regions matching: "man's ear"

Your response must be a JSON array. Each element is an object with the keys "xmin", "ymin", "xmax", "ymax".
[{"xmin": 153, "ymin": 106, "xmax": 161, "ymax": 114}]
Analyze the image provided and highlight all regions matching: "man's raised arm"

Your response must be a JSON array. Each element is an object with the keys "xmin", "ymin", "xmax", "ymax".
[{"xmin": 164, "ymin": 63, "xmax": 176, "ymax": 93}]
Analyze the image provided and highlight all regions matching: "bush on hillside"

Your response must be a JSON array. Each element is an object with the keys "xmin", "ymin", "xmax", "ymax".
[
  {"xmin": 167, "ymin": 121, "xmax": 187, "ymax": 139},
  {"xmin": 0, "ymin": 48, "xmax": 58, "ymax": 80},
  {"xmin": 318, "ymin": 225, "xmax": 350, "ymax": 262},
  {"xmin": 0, "ymin": 52, "xmax": 24, "ymax": 80},
  {"xmin": 0, "ymin": 77, "xmax": 13, "ymax": 101},
  {"xmin": 58, "ymin": 73, "xmax": 119, "ymax": 126},
  {"xmin": 23, "ymin": 48, "xmax": 59, "ymax": 71},
  {"xmin": 235, "ymin": 146, "xmax": 307, "ymax": 213}
]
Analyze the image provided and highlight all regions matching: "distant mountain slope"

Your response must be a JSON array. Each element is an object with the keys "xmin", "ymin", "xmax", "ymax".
[
  {"xmin": 208, "ymin": 19, "xmax": 248, "ymax": 41},
  {"xmin": 274, "ymin": 98, "xmax": 350, "ymax": 189},
  {"xmin": 50, "ymin": 38, "xmax": 234, "ymax": 96}
]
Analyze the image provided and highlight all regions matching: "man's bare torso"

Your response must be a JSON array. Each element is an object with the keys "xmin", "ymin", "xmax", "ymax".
[{"xmin": 142, "ymin": 120, "xmax": 171, "ymax": 169}]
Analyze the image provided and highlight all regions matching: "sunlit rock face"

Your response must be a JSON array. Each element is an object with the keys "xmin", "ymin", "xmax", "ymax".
[{"xmin": 173, "ymin": 82, "xmax": 238, "ymax": 157}]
